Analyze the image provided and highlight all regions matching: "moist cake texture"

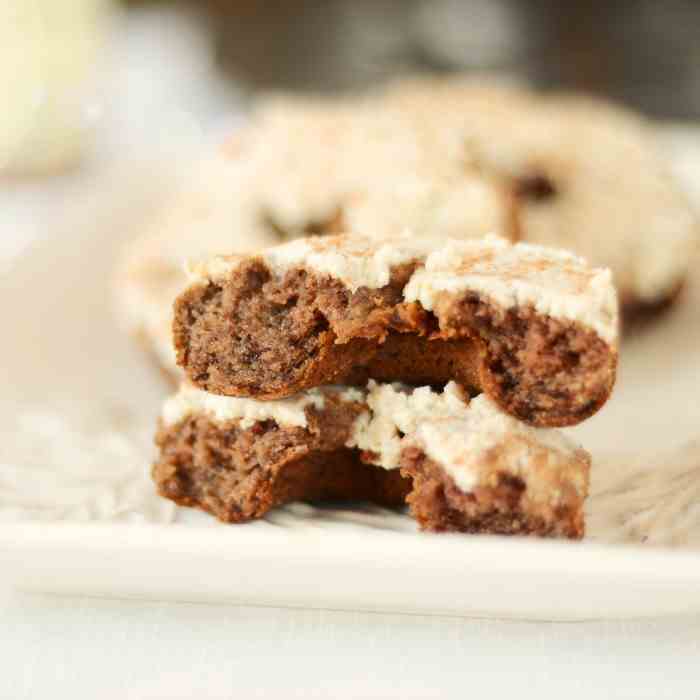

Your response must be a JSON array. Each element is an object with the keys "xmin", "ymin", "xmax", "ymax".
[
  {"xmin": 154, "ymin": 381, "xmax": 589, "ymax": 538},
  {"xmin": 399, "ymin": 395, "xmax": 588, "ymax": 537},
  {"xmin": 155, "ymin": 385, "xmax": 408, "ymax": 523},
  {"xmin": 175, "ymin": 233, "xmax": 618, "ymax": 427}
]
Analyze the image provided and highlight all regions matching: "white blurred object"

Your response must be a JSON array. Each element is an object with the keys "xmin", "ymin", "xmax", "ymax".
[
  {"xmin": 412, "ymin": 0, "xmax": 529, "ymax": 70},
  {"xmin": 0, "ymin": 3, "xmax": 244, "ymax": 270},
  {"xmin": 0, "ymin": 0, "xmax": 112, "ymax": 175},
  {"xmin": 0, "ymin": 1, "xmax": 242, "ymax": 178},
  {"xmin": 659, "ymin": 125, "xmax": 700, "ymax": 213},
  {"xmin": 93, "ymin": 3, "xmax": 243, "ymax": 166}
]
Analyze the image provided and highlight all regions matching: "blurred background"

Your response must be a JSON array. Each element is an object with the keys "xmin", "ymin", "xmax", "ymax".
[
  {"xmin": 126, "ymin": 0, "xmax": 700, "ymax": 114},
  {"xmin": 1, "ymin": 0, "xmax": 700, "ymax": 261}
]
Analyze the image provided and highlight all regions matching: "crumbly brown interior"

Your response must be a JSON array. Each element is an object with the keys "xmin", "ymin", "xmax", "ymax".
[
  {"xmin": 436, "ymin": 294, "xmax": 616, "ymax": 426},
  {"xmin": 154, "ymin": 399, "xmax": 409, "ymax": 522},
  {"xmin": 345, "ymin": 332, "xmax": 483, "ymax": 391},
  {"xmin": 174, "ymin": 262, "xmax": 615, "ymax": 427},
  {"xmin": 175, "ymin": 261, "xmax": 413, "ymax": 399},
  {"xmin": 400, "ymin": 445, "xmax": 585, "ymax": 539},
  {"xmin": 154, "ymin": 414, "xmax": 584, "ymax": 539}
]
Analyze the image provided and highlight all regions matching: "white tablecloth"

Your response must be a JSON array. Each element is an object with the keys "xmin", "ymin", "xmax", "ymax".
[{"xmin": 2, "ymin": 588, "xmax": 699, "ymax": 699}]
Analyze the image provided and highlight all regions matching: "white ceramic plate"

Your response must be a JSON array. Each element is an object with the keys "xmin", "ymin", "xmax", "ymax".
[{"xmin": 2, "ymin": 144, "xmax": 700, "ymax": 621}]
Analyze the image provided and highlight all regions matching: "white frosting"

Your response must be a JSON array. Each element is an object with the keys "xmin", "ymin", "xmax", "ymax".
[
  {"xmin": 187, "ymin": 232, "xmax": 428, "ymax": 287},
  {"xmin": 186, "ymin": 235, "xmax": 432, "ymax": 291},
  {"xmin": 347, "ymin": 381, "xmax": 471, "ymax": 469},
  {"xmin": 190, "ymin": 233, "xmax": 618, "ymax": 344},
  {"xmin": 162, "ymin": 381, "xmax": 587, "ymax": 500},
  {"xmin": 188, "ymin": 233, "xmax": 436, "ymax": 290},
  {"xmin": 346, "ymin": 383, "xmax": 585, "ymax": 497},
  {"xmin": 403, "ymin": 236, "xmax": 619, "ymax": 343},
  {"xmin": 411, "ymin": 394, "xmax": 587, "ymax": 497},
  {"xmin": 162, "ymin": 383, "xmax": 328, "ymax": 429},
  {"xmin": 185, "ymin": 256, "xmax": 242, "ymax": 285},
  {"xmin": 263, "ymin": 234, "xmax": 435, "ymax": 292},
  {"xmin": 337, "ymin": 386, "xmax": 366, "ymax": 403}
]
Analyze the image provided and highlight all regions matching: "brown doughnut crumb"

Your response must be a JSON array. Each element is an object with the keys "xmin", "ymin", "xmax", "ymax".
[
  {"xmin": 154, "ymin": 408, "xmax": 585, "ymax": 539},
  {"xmin": 400, "ymin": 446, "xmax": 584, "ymax": 539},
  {"xmin": 154, "ymin": 407, "xmax": 409, "ymax": 523},
  {"xmin": 174, "ymin": 242, "xmax": 617, "ymax": 428}
]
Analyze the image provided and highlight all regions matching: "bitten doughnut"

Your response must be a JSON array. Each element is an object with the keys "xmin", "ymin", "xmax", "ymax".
[
  {"xmin": 154, "ymin": 384, "xmax": 410, "ymax": 523},
  {"xmin": 114, "ymin": 90, "xmax": 518, "ymax": 378},
  {"xmin": 174, "ymin": 233, "xmax": 618, "ymax": 427},
  {"xmin": 154, "ymin": 381, "xmax": 589, "ymax": 538},
  {"xmin": 117, "ymin": 78, "xmax": 693, "ymax": 382}
]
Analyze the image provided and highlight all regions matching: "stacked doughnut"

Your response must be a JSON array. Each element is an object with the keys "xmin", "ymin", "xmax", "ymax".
[{"xmin": 153, "ymin": 233, "xmax": 618, "ymax": 538}]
